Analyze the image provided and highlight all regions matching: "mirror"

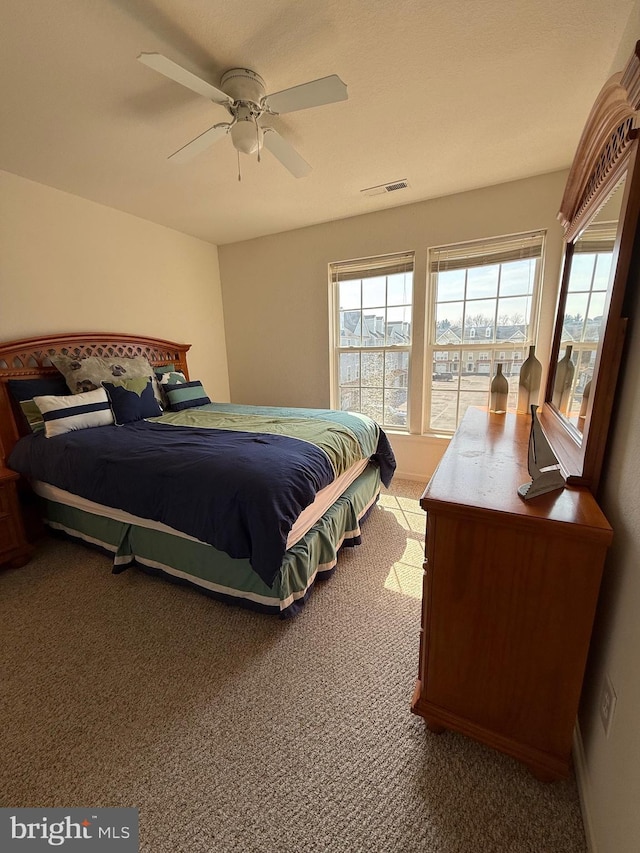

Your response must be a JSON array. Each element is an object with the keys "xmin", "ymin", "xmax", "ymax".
[
  {"xmin": 540, "ymin": 41, "xmax": 640, "ymax": 491},
  {"xmin": 551, "ymin": 178, "xmax": 625, "ymax": 433}
]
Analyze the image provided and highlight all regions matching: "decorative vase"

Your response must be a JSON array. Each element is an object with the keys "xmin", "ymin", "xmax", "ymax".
[
  {"xmin": 578, "ymin": 378, "xmax": 592, "ymax": 425},
  {"xmin": 552, "ymin": 345, "xmax": 575, "ymax": 414},
  {"xmin": 517, "ymin": 345, "xmax": 542, "ymax": 414},
  {"xmin": 490, "ymin": 363, "xmax": 509, "ymax": 413}
]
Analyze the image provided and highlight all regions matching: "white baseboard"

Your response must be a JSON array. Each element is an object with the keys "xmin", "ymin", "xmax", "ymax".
[
  {"xmin": 391, "ymin": 470, "xmax": 427, "ymax": 483},
  {"xmin": 385, "ymin": 432, "xmax": 448, "ymax": 484},
  {"xmin": 573, "ymin": 722, "xmax": 597, "ymax": 853}
]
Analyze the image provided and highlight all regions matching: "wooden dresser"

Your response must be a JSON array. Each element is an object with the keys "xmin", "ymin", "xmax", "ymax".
[{"xmin": 410, "ymin": 407, "xmax": 613, "ymax": 780}]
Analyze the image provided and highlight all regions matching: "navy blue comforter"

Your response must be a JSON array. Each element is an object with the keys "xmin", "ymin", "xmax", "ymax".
[{"xmin": 9, "ymin": 409, "xmax": 395, "ymax": 586}]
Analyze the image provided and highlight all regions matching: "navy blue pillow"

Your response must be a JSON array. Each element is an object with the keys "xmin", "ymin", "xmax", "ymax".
[
  {"xmin": 8, "ymin": 376, "xmax": 70, "ymax": 402},
  {"xmin": 102, "ymin": 379, "xmax": 162, "ymax": 425},
  {"xmin": 8, "ymin": 376, "xmax": 72, "ymax": 434}
]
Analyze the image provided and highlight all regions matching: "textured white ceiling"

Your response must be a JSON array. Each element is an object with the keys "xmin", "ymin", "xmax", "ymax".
[{"xmin": 0, "ymin": 0, "xmax": 635, "ymax": 245}]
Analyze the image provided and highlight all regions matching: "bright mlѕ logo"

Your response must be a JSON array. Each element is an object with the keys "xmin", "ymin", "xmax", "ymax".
[{"xmin": 9, "ymin": 814, "xmax": 132, "ymax": 846}]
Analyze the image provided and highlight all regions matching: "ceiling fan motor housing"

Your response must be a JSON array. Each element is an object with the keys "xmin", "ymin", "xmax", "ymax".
[
  {"xmin": 220, "ymin": 68, "xmax": 266, "ymax": 105},
  {"xmin": 221, "ymin": 69, "xmax": 266, "ymax": 155}
]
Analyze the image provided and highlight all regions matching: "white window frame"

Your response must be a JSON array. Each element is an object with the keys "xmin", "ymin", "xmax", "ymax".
[
  {"xmin": 558, "ymin": 221, "xmax": 617, "ymax": 416},
  {"xmin": 329, "ymin": 251, "xmax": 414, "ymax": 431},
  {"xmin": 425, "ymin": 231, "xmax": 546, "ymax": 433}
]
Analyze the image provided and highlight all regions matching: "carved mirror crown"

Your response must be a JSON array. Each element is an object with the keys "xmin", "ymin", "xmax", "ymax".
[{"xmin": 541, "ymin": 41, "xmax": 640, "ymax": 492}]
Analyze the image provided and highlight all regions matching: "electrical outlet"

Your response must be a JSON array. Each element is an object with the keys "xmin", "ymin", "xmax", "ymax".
[{"xmin": 599, "ymin": 674, "xmax": 617, "ymax": 737}]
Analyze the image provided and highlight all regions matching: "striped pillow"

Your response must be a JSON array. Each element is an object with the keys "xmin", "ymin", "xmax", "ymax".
[
  {"xmin": 33, "ymin": 388, "xmax": 114, "ymax": 438},
  {"xmin": 165, "ymin": 380, "xmax": 211, "ymax": 412},
  {"xmin": 155, "ymin": 370, "xmax": 188, "ymax": 408}
]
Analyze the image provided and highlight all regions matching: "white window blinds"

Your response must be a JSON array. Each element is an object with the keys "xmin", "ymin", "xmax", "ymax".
[
  {"xmin": 330, "ymin": 251, "xmax": 415, "ymax": 281},
  {"xmin": 429, "ymin": 231, "xmax": 545, "ymax": 273}
]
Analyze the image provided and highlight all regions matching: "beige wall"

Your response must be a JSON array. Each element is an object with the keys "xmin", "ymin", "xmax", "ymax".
[
  {"xmin": 219, "ymin": 170, "xmax": 568, "ymax": 479},
  {"xmin": 0, "ymin": 170, "xmax": 229, "ymax": 400}
]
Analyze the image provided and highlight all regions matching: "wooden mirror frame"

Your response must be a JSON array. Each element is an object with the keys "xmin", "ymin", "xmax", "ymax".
[{"xmin": 540, "ymin": 42, "xmax": 640, "ymax": 492}]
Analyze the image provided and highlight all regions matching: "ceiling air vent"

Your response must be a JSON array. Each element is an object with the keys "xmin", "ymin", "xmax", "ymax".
[{"xmin": 361, "ymin": 179, "xmax": 410, "ymax": 197}]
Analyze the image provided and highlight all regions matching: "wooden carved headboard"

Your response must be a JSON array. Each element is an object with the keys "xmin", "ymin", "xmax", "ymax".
[{"xmin": 0, "ymin": 333, "xmax": 191, "ymax": 463}]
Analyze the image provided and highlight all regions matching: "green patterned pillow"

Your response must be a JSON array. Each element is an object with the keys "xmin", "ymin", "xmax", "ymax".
[
  {"xmin": 19, "ymin": 399, "xmax": 46, "ymax": 434},
  {"xmin": 8, "ymin": 376, "xmax": 72, "ymax": 434},
  {"xmin": 155, "ymin": 370, "xmax": 186, "ymax": 386},
  {"xmin": 154, "ymin": 370, "xmax": 186, "ymax": 406},
  {"xmin": 52, "ymin": 354, "xmax": 164, "ymax": 406}
]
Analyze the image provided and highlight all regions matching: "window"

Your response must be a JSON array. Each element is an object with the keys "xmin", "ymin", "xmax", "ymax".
[
  {"xmin": 330, "ymin": 252, "xmax": 414, "ymax": 429},
  {"xmin": 562, "ymin": 221, "xmax": 616, "ymax": 416},
  {"xmin": 428, "ymin": 231, "xmax": 545, "ymax": 432}
]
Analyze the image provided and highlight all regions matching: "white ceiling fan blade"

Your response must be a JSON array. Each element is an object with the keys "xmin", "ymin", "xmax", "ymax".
[
  {"xmin": 168, "ymin": 123, "xmax": 231, "ymax": 163},
  {"xmin": 262, "ymin": 128, "xmax": 311, "ymax": 178},
  {"xmin": 138, "ymin": 53, "xmax": 232, "ymax": 106},
  {"xmin": 265, "ymin": 75, "xmax": 347, "ymax": 114}
]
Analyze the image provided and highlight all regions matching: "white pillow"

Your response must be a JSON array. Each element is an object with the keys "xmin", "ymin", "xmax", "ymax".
[{"xmin": 33, "ymin": 388, "xmax": 114, "ymax": 438}]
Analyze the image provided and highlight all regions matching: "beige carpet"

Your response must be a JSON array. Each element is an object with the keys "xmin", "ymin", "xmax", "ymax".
[{"xmin": 0, "ymin": 479, "xmax": 587, "ymax": 852}]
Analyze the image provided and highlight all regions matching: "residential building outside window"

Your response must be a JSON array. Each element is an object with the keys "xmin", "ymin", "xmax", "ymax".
[
  {"xmin": 428, "ymin": 231, "xmax": 545, "ymax": 432},
  {"xmin": 560, "ymin": 221, "xmax": 615, "ymax": 419},
  {"xmin": 330, "ymin": 252, "xmax": 414, "ymax": 429}
]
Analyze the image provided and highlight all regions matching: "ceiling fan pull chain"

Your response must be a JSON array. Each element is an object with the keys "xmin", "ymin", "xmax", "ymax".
[
  {"xmin": 237, "ymin": 149, "xmax": 242, "ymax": 182},
  {"xmin": 256, "ymin": 121, "xmax": 261, "ymax": 163}
]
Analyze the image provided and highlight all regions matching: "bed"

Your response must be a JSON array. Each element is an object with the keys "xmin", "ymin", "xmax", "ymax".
[{"xmin": 0, "ymin": 333, "xmax": 395, "ymax": 616}]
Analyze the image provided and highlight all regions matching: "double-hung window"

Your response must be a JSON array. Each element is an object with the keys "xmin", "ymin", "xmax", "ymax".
[
  {"xmin": 330, "ymin": 252, "xmax": 414, "ymax": 430},
  {"xmin": 427, "ymin": 231, "xmax": 545, "ymax": 433},
  {"xmin": 558, "ymin": 221, "xmax": 616, "ymax": 418}
]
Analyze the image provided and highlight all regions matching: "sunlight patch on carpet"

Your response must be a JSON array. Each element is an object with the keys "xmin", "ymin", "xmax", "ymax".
[
  {"xmin": 379, "ymin": 494, "xmax": 424, "ymax": 599},
  {"xmin": 384, "ymin": 553, "xmax": 422, "ymax": 598},
  {"xmin": 379, "ymin": 493, "xmax": 424, "ymax": 534},
  {"xmin": 384, "ymin": 540, "xmax": 423, "ymax": 599}
]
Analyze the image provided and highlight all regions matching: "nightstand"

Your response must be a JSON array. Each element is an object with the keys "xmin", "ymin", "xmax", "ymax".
[{"xmin": 0, "ymin": 466, "xmax": 33, "ymax": 568}]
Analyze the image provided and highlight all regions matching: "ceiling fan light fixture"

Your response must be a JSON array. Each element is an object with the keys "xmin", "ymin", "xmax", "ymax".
[{"xmin": 230, "ymin": 109, "xmax": 261, "ymax": 155}]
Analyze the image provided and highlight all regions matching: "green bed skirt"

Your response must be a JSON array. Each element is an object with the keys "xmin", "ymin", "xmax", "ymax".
[{"xmin": 41, "ymin": 462, "xmax": 382, "ymax": 616}]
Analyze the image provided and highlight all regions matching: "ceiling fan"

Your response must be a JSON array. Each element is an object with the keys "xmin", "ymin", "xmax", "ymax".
[{"xmin": 137, "ymin": 53, "xmax": 348, "ymax": 178}]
